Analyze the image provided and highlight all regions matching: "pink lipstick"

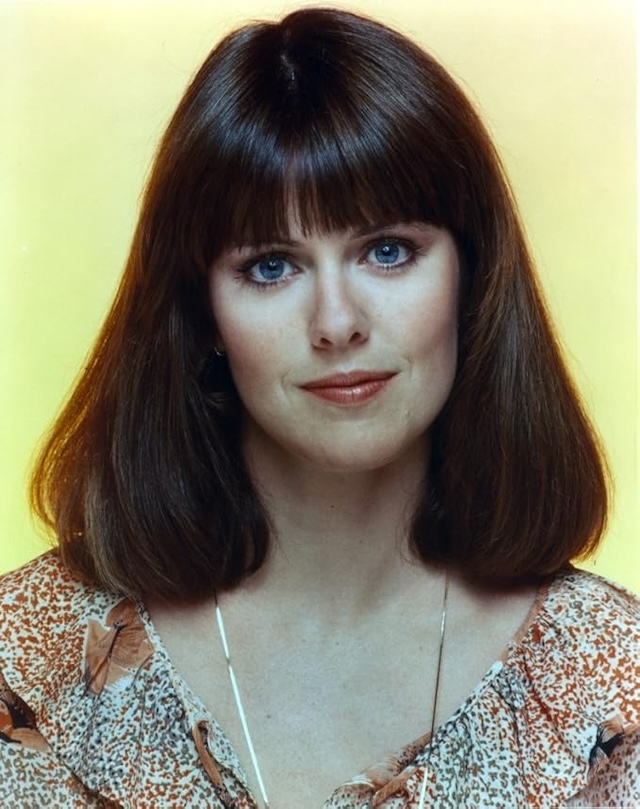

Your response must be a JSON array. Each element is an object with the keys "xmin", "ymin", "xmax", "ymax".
[{"xmin": 301, "ymin": 371, "xmax": 395, "ymax": 406}]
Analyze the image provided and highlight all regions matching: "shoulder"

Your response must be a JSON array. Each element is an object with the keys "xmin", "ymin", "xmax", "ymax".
[
  {"xmin": 0, "ymin": 549, "xmax": 107, "ymax": 612},
  {"xmin": 520, "ymin": 567, "xmax": 639, "ymax": 716},
  {"xmin": 0, "ymin": 553, "xmax": 243, "ymax": 805},
  {"xmin": 513, "ymin": 568, "xmax": 640, "ymax": 805},
  {"xmin": 543, "ymin": 566, "xmax": 640, "ymax": 622},
  {"xmin": 0, "ymin": 552, "xmax": 142, "ymax": 803},
  {"xmin": 0, "ymin": 550, "xmax": 139, "ymax": 712},
  {"xmin": 0, "ymin": 549, "xmax": 103, "ymax": 612},
  {"xmin": 531, "ymin": 567, "xmax": 639, "ymax": 672},
  {"xmin": 0, "ymin": 552, "xmax": 120, "ymax": 687},
  {"xmin": 0, "ymin": 549, "xmax": 156, "ymax": 694}
]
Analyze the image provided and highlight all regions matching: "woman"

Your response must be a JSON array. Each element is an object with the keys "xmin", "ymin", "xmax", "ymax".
[{"xmin": 0, "ymin": 7, "xmax": 637, "ymax": 808}]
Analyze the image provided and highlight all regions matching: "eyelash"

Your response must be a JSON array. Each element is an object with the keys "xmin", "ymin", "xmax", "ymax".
[{"xmin": 235, "ymin": 236, "xmax": 421, "ymax": 290}]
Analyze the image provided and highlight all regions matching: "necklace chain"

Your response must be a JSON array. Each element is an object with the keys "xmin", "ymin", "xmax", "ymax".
[
  {"xmin": 215, "ymin": 574, "xmax": 449, "ymax": 809},
  {"xmin": 215, "ymin": 603, "xmax": 272, "ymax": 808},
  {"xmin": 418, "ymin": 572, "xmax": 449, "ymax": 806}
]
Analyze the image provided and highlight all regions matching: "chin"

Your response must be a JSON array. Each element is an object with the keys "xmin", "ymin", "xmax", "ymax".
[{"xmin": 293, "ymin": 435, "xmax": 429, "ymax": 476}]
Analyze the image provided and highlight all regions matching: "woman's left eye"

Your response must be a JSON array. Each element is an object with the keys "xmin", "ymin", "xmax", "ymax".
[{"xmin": 365, "ymin": 239, "xmax": 414, "ymax": 268}]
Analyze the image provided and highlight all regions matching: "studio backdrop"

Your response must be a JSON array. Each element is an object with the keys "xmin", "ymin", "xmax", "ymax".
[{"xmin": 1, "ymin": 0, "xmax": 636, "ymax": 588}]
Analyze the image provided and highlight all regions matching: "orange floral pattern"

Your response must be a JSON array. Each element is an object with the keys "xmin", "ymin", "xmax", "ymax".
[{"xmin": 0, "ymin": 552, "xmax": 638, "ymax": 807}]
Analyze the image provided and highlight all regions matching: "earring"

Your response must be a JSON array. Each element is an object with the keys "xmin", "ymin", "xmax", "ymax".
[{"xmin": 213, "ymin": 346, "xmax": 225, "ymax": 357}]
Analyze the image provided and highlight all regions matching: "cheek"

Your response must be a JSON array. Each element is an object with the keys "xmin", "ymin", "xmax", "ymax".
[
  {"xmin": 212, "ymin": 296, "xmax": 289, "ymax": 394},
  {"xmin": 401, "ymin": 278, "xmax": 459, "ymax": 370},
  {"xmin": 211, "ymin": 283, "xmax": 256, "ymax": 363},
  {"xmin": 219, "ymin": 322, "xmax": 266, "ymax": 382}
]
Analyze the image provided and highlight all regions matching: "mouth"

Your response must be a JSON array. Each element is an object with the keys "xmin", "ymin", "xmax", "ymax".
[{"xmin": 300, "ymin": 371, "xmax": 397, "ymax": 406}]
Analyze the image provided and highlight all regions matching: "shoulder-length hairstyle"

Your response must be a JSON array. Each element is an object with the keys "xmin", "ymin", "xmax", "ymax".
[{"xmin": 31, "ymin": 7, "xmax": 608, "ymax": 599}]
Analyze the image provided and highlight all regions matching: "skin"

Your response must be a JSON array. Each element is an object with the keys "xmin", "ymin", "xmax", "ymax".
[
  {"xmin": 147, "ymin": 216, "xmax": 538, "ymax": 807},
  {"xmin": 209, "ymin": 219, "xmax": 460, "ymax": 476}
]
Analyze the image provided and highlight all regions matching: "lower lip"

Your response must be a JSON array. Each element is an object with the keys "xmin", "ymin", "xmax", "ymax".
[{"xmin": 302, "ymin": 378, "xmax": 393, "ymax": 406}]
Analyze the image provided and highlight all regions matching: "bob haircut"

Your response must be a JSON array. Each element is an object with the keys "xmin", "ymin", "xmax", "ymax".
[{"xmin": 31, "ymin": 7, "xmax": 608, "ymax": 599}]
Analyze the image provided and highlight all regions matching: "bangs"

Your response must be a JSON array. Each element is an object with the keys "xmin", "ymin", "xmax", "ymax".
[
  {"xmin": 185, "ymin": 17, "xmax": 474, "ymax": 264},
  {"xmin": 206, "ymin": 118, "xmax": 450, "ymax": 253}
]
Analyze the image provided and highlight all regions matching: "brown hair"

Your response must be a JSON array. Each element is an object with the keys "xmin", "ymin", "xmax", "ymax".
[{"xmin": 30, "ymin": 7, "xmax": 608, "ymax": 598}]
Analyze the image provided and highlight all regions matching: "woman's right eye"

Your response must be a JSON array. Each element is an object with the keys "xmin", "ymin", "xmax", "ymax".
[{"xmin": 241, "ymin": 254, "xmax": 296, "ymax": 286}]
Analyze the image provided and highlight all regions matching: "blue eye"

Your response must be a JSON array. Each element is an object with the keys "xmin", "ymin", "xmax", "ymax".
[
  {"xmin": 243, "ymin": 255, "xmax": 295, "ymax": 285},
  {"xmin": 367, "ymin": 239, "xmax": 412, "ymax": 267},
  {"xmin": 374, "ymin": 242, "xmax": 400, "ymax": 264},
  {"xmin": 256, "ymin": 257, "xmax": 286, "ymax": 280}
]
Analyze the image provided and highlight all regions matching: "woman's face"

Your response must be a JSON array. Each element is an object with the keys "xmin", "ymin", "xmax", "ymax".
[{"xmin": 209, "ymin": 215, "xmax": 460, "ymax": 473}]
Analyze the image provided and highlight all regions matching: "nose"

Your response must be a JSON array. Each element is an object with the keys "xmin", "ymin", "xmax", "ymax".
[{"xmin": 308, "ymin": 267, "xmax": 369, "ymax": 350}]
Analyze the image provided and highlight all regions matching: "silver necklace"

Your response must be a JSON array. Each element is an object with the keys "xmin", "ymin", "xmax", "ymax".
[
  {"xmin": 215, "ymin": 574, "xmax": 449, "ymax": 809},
  {"xmin": 418, "ymin": 573, "xmax": 449, "ymax": 807},
  {"xmin": 215, "ymin": 603, "xmax": 272, "ymax": 807}
]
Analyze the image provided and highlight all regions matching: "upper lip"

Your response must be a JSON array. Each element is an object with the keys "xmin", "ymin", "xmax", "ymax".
[{"xmin": 301, "ymin": 371, "xmax": 396, "ymax": 389}]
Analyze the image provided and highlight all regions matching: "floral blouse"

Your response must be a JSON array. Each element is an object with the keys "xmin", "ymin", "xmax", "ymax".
[{"xmin": 0, "ymin": 552, "xmax": 638, "ymax": 808}]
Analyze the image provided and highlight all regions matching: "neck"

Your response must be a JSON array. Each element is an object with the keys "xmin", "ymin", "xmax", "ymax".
[{"xmin": 240, "ymin": 424, "xmax": 435, "ymax": 619}]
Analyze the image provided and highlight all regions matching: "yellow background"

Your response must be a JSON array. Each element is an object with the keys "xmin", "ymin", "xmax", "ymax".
[{"xmin": 1, "ymin": 1, "xmax": 637, "ymax": 589}]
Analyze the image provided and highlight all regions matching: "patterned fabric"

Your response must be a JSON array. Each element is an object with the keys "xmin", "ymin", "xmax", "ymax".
[{"xmin": 0, "ymin": 552, "xmax": 638, "ymax": 808}]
